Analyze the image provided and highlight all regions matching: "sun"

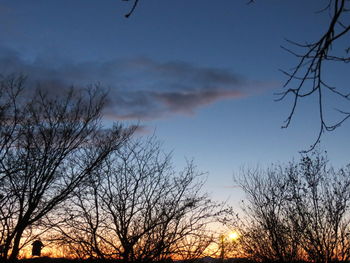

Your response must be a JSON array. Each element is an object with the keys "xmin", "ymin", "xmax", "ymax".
[{"xmin": 228, "ymin": 231, "xmax": 239, "ymax": 241}]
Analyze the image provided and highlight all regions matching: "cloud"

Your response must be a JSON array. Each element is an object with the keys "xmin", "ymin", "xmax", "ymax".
[
  {"xmin": 0, "ymin": 47, "xmax": 267, "ymax": 120},
  {"xmin": 154, "ymin": 89, "xmax": 242, "ymax": 114}
]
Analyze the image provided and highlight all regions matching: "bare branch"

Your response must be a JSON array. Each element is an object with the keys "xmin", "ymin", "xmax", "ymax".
[{"xmin": 278, "ymin": 0, "xmax": 349, "ymax": 151}]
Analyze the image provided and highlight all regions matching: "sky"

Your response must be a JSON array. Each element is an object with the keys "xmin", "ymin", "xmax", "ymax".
[{"xmin": 0, "ymin": 0, "xmax": 349, "ymax": 207}]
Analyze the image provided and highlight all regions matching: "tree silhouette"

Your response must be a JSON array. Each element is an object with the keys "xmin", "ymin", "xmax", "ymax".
[
  {"xmin": 50, "ymin": 137, "xmax": 222, "ymax": 261},
  {"xmin": 234, "ymin": 152, "xmax": 350, "ymax": 262},
  {"xmin": 0, "ymin": 75, "xmax": 133, "ymax": 260},
  {"xmin": 236, "ymin": 166, "xmax": 299, "ymax": 262}
]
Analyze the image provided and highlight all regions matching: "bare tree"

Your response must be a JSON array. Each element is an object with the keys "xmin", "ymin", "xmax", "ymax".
[
  {"xmin": 0, "ymin": 75, "xmax": 133, "ymax": 260},
  {"xmin": 52, "ymin": 137, "xmax": 222, "ymax": 261},
  {"xmin": 285, "ymin": 155, "xmax": 350, "ymax": 263},
  {"xmin": 235, "ymin": 166, "xmax": 300, "ymax": 262},
  {"xmin": 101, "ymin": 138, "xmax": 220, "ymax": 262},
  {"xmin": 0, "ymin": 75, "xmax": 31, "ymax": 259},
  {"xmin": 235, "ymin": 152, "xmax": 350, "ymax": 263}
]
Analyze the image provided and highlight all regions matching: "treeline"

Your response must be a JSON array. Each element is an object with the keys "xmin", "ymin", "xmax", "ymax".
[{"xmin": 0, "ymin": 75, "xmax": 222, "ymax": 261}]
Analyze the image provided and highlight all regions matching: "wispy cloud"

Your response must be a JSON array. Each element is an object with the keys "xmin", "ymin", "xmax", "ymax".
[
  {"xmin": 154, "ymin": 89, "xmax": 242, "ymax": 114},
  {"xmin": 0, "ymin": 47, "xmax": 269, "ymax": 120}
]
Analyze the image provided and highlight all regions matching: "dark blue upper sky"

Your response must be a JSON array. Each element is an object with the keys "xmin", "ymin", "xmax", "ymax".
[{"xmin": 1, "ymin": 0, "xmax": 349, "ymax": 204}]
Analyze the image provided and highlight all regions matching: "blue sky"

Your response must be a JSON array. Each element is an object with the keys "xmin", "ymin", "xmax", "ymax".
[{"xmin": 1, "ymin": 0, "xmax": 349, "ymax": 205}]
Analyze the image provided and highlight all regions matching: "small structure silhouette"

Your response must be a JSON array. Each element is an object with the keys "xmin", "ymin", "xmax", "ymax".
[{"xmin": 32, "ymin": 239, "xmax": 44, "ymax": 257}]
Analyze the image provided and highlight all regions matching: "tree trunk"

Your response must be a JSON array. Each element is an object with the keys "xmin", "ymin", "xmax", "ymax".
[{"xmin": 9, "ymin": 227, "xmax": 25, "ymax": 260}]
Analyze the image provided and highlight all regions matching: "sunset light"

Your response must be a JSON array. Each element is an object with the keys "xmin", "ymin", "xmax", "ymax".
[
  {"xmin": 228, "ymin": 232, "xmax": 239, "ymax": 241},
  {"xmin": 1, "ymin": 1, "xmax": 349, "ymax": 263}
]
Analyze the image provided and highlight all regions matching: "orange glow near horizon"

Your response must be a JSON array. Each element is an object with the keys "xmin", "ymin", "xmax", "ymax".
[
  {"xmin": 18, "ymin": 244, "xmax": 75, "ymax": 259},
  {"xmin": 16, "ymin": 229, "xmax": 243, "ymax": 260}
]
